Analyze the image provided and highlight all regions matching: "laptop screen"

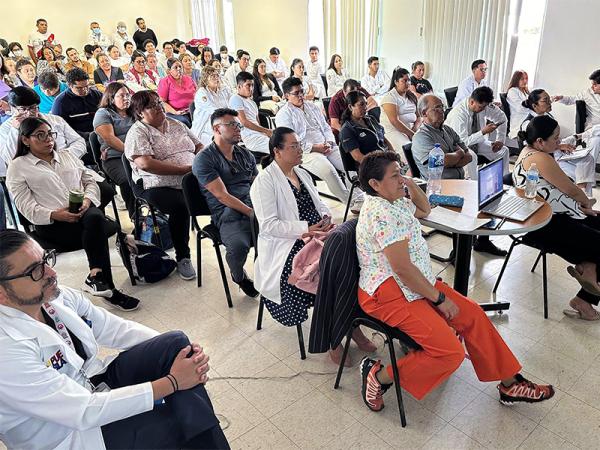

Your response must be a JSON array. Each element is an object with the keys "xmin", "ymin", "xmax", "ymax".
[{"xmin": 478, "ymin": 158, "xmax": 504, "ymax": 207}]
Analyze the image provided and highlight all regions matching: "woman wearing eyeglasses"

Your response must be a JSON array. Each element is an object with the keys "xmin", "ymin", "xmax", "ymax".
[
  {"xmin": 192, "ymin": 66, "xmax": 232, "ymax": 147},
  {"xmin": 125, "ymin": 90, "xmax": 203, "ymax": 281},
  {"xmin": 6, "ymin": 116, "xmax": 141, "ymax": 311},
  {"xmin": 124, "ymin": 52, "xmax": 158, "ymax": 93}
]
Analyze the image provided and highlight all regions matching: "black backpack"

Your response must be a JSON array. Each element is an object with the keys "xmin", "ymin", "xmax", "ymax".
[{"xmin": 116, "ymin": 232, "xmax": 177, "ymax": 283}]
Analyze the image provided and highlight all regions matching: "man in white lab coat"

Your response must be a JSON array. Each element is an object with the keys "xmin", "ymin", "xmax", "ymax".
[{"xmin": 0, "ymin": 230, "xmax": 228, "ymax": 450}]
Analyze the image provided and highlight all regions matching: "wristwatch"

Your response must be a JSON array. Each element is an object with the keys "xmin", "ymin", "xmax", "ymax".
[{"xmin": 432, "ymin": 291, "xmax": 446, "ymax": 306}]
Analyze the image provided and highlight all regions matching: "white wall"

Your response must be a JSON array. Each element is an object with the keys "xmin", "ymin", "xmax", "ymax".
[
  {"xmin": 0, "ymin": 0, "xmax": 192, "ymax": 55},
  {"xmin": 535, "ymin": 0, "xmax": 600, "ymax": 136}
]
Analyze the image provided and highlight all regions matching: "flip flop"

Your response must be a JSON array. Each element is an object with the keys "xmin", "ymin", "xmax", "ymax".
[
  {"xmin": 562, "ymin": 308, "xmax": 600, "ymax": 321},
  {"xmin": 567, "ymin": 266, "xmax": 600, "ymax": 296}
]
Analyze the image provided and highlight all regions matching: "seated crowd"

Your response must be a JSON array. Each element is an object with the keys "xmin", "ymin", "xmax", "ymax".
[{"xmin": 1, "ymin": 15, "xmax": 600, "ymax": 450}]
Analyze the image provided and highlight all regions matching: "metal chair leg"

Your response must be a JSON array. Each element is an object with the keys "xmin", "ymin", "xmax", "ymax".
[
  {"xmin": 256, "ymin": 297, "xmax": 264, "ymax": 330},
  {"xmin": 531, "ymin": 251, "xmax": 543, "ymax": 273},
  {"xmin": 542, "ymin": 252, "xmax": 548, "ymax": 319},
  {"xmin": 386, "ymin": 332, "xmax": 407, "ymax": 427},
  {"xmin": 213, "ymin": 240, "xmax": 233, "ymax": 308},
  {"xmin": 197, "ymin": 234, "xmax": 202, "ymax": 288},
  {"xmin": 343, "ymin": 183, "xmax": 355, "ymax": 222},
  {"xmin": 296, "ymin": 324, "xmax": 306, "ymax": 360},
  {"xmin": 493, "ymin": 239, "xmax": 519, "ymax": 293},
  {"xmin": 334, "ymin": 324, "xmax": 355, "ymax": 389}
]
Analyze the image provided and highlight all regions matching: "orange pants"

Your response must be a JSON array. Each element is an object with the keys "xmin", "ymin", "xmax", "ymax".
[{"xmin": 358, "ymin": 278, "xmax": 521, "ymax": 400}]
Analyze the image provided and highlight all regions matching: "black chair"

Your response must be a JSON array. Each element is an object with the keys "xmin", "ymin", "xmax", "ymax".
[
  {"xmin": 499, "ymin": 93, "xmax": 511, "ymax": 135},
  {"xmin": 258, "ymin": 109, "xmax": 276, "ymax": 129},
  {"xmin": 321, "ymin": 74, "xmax": 328, "ymax": 96},
  {"xmin": 89, "ymin": 132, "xmax": 122, "ymax": 228},
  {"xmin": 252, "ymin": 213, "xmax": 307, "ymax": 359},
  {"xmin": 181, "ymin": 172, "xmax": 233, "ymax": 308},
  {"xmin": 444, "ymin": 86, "xmax": 458, "ymax": 108},
  {"xmin": 338, "ymin": 144, "xmax": 361, "ymax": 221},
  {"xmin": 576, "ymin": 100, "xmax": 587, "ymax": 134},
  {"xmin": 322, "ymin": 97, "xmax": 332, "ymax": 121},
  {"xmin": 189, "ymin": 101, "xmax": 196, "ymax": 120}
]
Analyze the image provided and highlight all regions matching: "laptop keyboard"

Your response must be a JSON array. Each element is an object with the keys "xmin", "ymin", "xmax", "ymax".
[{"xmin": 486, "ymin": 195, "xmax": 529, "ymax": 216}]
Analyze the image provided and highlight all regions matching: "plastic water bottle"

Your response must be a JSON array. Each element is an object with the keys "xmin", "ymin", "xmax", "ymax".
[
  {"xmin": 426, "ymin": 144, "xmax": 444, "ymax": 196},
  {"xmin": 525, "ymin": 163, "xmax": 539, "ymax": 199}
]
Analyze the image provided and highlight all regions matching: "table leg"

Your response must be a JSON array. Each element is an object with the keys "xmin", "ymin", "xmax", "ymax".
[{"xmin": 453, "ymin": 234, "xmax": 473, "ymax": 295}]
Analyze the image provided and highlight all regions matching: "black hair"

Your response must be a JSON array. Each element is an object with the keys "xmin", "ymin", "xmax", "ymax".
[
  {"xmin": 389, "ymin": 67, "xmax": 417, "ymax": 105},
  {"xmin": 99, "ymin": 81, "xmax": 129, "ymax": 111},
  {"xmin": 517, "ymin": 115, "xmax": 559, "ymax": 146},
  {"xmin": 210, "ymin": 107, "xmax": 239, "ymax": 125},
  {"xmin": 219, "ymin": 45, "xmax": 228, "ymax": 52},
  {"xmin": 107, "ymin": 45, "xmax": 118, "ymax": 53},
  {"xmin": 65, "ymin": 67, "xmax": 89, "ymax": 85},
  {"xmin": 236, "ymin": 70, "xmax": 254, "ymax": 86},
  {"xmin": 262, "ymin": 126, "xmax": 296, "ymax": 167},
  {"xmin": 367, "ymin": 56, "xmax": 379, "ymax": 65},
  {"xmin": 163, "ymin": 41, "xmax": 173, "ymax": 49},
  {"xmin": 130, "ymin": 90, "xmax": 160, "ymax": 119},
  {"xmin": 142, "ymin": 39, "xmax": 155, "ymax": 49},
  {"xmin": 309, "ymin": 46, "xmax": 319, "ymax": 52},
  {"xmin": 340, "ymin": 90, "xmax": 367, "ymax": 125},
  {"xmin": 200, "ymin": 46, "xmax": 215, "ymax": 65},
  {"xmin": 470, "ymin": 86, "xmax": 494, "ymax": 104},
  {"xmin": 327, "ymin": 54, "xmax": 342, "ymax": 74},
  {"xmin": 8, "ymin": 42, "xmax": 23, "ymax": 52},
  {"xmin": 65, "ymin": 47, "xmax": 77, "ymax": 55},
  {"xmin": 7, "ymin": 86, "xmax": 41, "ymax": 107},
  {"xmin": 36, "ymin": 18, "xmax": 47, "ymax": 26},
  {"xmin": 471, "ymin": 59, "xmax": 486, "ymax": 70},
  {"xmin": 289, "ymin": 58, "xmax": 304, "ymax": 77},
  {"xmin": 166, "ymin": 57, "xmax": 180, "ymax": 70},
  {"xmin": 342, "ymin": 78, "xmax": 360, "ymax": 93},
  {"xmin": 269, "ymin": 47, "xmax": 280, "ymax": 55},
  {"xmin": 0, "ymin": 229, "xmax": 31, "ymax": 280},
  {"xmin": 15, "ymin": 59, "xmax": 34, "ymax": 73},
  {"xmin": 238, "ymin": 50, "xmax": 250, "ymax": 59},
  {"xmin": 37, "ymin": 71, "xmax": 59, "ymax": 90},
  {"xmin": 131, "ymin": 51, "xmax": 146, "ymax": 64},
  {"xmin": 358, "ymin": 150, "xmax": 402, "ymax": 196},
  {"xmin": 281, "ymin": 76, "xmax": 303, "ymax": 94},
  {"xmin": 124, "ymin": 41, "xmax": 134, "ymax": 49},
  {"xmin": 589, "ymin": 69, "xmax": 600, "ymax": 84},
  {"xmin": 521, "ymin": 88, "xmax": 546, "ymax": 110},
  {"xmin": 40, "ymin": 47, "xmax": 55, "ymax": 61},
  {"xmin": 253, "ymin": 58, "xmax": 273, "ymax": 90},
  {"xmin": 83, "ymin": 44, "xmax": 94, "ymax": 56},
  {"xmin": 411, "ymin": 60, "xmax": 425, "ymax": 71},
  {"xmin": 136, "ymin": 17, "xmax": 144, "ymax": 25},
  {"xmin": 15, "ymin": 116, "xmax": 55, "ymax": 159}
]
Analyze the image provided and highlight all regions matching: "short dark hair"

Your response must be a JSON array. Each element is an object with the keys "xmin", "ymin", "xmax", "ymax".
[
  {"xmin": 589, "ymin": 69, "xmax": 600, "ymax": 84},
  {"xmin": 142, "ymin": 39, "xmax": 155, "ymax": 49},
  {"xmin": 163, "ymin": 41, "xmax": 173, "ymax": 49},
  {"xmin": 359, "ymin": 151, "xmax": 402, "ymax": 196},
  {"xmin": 269, "ymin": 47, "xmax": 280, "ymax": 55},
  {"xmin": 15, "ymin": 59, "xmax": 34, "ymax": 73},
  {"xmin": 7, "ymin": 86, "xmax": 41, "ymax": 107},
  {"xmin": 471, "ymin": 59, "xmax": 486, "ymax": 70},
  {"xmin": 65, "ymin": 67, "xmax": 89, "ymax": 85},
  {"xmin": 65, "ymin": 47, "xmax": 77, "ymax": 55},
  {"xmin": 131, "ymin": 51, "xmax": 146, "ymax": 63},
  {"xmin": 136, "ymin": 17, "xmax": 144, "ymax": 25},
  {"xmin": 219, "ymin": 45, "xmax": 228, "ymax": 52},
  {"xmin": 16, "ymin": 116, "xmax": 55, "ymax": 159},
  {"xmin": 99, "ymin": 82, "xmax": 129, "ymax": 110},
  {"xmin": 37, "ymin": 71, "xmax": 59, "ymax": 90},
  {"xmin": 342, "ymin": 78, "xmax": 361, "ymax": 93},
  {"xmin": 236, "ymin": 71, "xmax": 254, "ymax": 85},
  {"xmin": 130, "ymin": 90, "xmax": 160, "ymax": 120},
  {"xmin": 238, "ymin": 50, "xmax": 250, "ymax": 59},
  {"xmin": 83, "ymin": 44, "xmax": 94, "ymax": 55},
  {"xmin": 470, "ymin": 86, "xmax": 494, "ymax": 104},
  {"xmin": 124, "ymin": 41, "xmax": 134, "ymax": 48},
  {"xmin": 309, "ymin": 46, "xmax": 319, "ymax": 52},
  {"xmin": 518, "ymin": 115, "xmax": 559, "ymax": 146},
  {"xmin": 210, "ymin": 107, "xmax": 238, "ymax": 125},
  {"xmin": 367, "ymin": 56, "xmax": 379, "ymax": 65},
  {"xmin": 0, "ymin": 230, "xmax": 31, "ymax": 281},
  {"xmin": 166, "ymin": 57, "xmax": 180, "ymax": 69},
  {"xmin": 107, "ymin": 45, "xmax": 118, "ymax": 53},
  {"xmin": 281, "ymin": 76, "xmax": 303, "ymax": 94},
  {"xmin": 36, "ymin": 18, "xmax": 47, "ymax": 26},
  {"xmin": 411, "ymin": 60, "xmax": 425, "ymax": 71}
]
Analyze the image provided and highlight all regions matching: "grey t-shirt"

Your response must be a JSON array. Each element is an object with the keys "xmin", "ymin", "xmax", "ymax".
[
  {"xmin": 412, "ymin": 123, "xmax": 468, "ymax": 180},
  {"xmin": 92, "ymin": 107, "xmax": 135, "ymax": 160}
]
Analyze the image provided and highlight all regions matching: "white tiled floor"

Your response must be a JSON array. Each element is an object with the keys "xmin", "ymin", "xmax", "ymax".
[{"xmin": 4, "ymin": 183, "xmax": 600, "ymax": 449}]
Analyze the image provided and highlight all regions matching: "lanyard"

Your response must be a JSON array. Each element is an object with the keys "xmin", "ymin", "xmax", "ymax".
[{"xmin": 42, "ymin": 302, "xmax": 76, "ymax": 352}]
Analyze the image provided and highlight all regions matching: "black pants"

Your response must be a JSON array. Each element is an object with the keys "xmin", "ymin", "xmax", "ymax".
[
  {"xmin": 140, "ymin": 186, "xmax": 191, "ymax": 261},
  {"xmin": 525, "ymin": 214, "xmax": 600, "ymax": 305},
  {"xmin": 103, "ymin": 157, "xmax": 135, "ymax": 217},
  {"xmin": 98, "ymin": 331, "xmax": 229, "ymax": 450},
  {"xmin": 35, "ymin": 207, "xmax": 117, "ymax": 288},
  {"xmin": 98, "ymin": 180, "xmax": 116, "ymax": 211}
]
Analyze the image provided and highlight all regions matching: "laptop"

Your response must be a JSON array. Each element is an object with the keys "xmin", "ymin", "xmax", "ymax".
[{"xmin": 478, "ymin": 158, "xmax": 542, "ymax": 222}]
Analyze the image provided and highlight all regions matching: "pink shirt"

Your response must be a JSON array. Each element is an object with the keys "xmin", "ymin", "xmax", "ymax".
[{"xmin": 157, "ymin": 74, "xmax": 196, "ymax": 111}]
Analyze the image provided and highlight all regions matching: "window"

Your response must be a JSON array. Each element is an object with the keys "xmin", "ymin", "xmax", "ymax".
[
  {"xmin": 308, "ymin": 0, "xmax": 325, "ymax": 67},
  {"xmin": 190, "ymin": 0, "xmax": 235, "ymax": 50},
  {"xmin": 510, "ymin": 0, "xmax": 547, "ymax": 85}
]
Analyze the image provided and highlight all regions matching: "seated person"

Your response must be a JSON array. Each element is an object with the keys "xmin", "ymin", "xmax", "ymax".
[
  {"xmin": 409, "ymin": 61, "xmax": 433, "ymax": 99},
  {"xmin": 6, "ymin": 117, "xmax": 139, "ymax": 310},
  {"xmin": 252, "ymin": 58, "xmax": 282, "ymax": 114},
  {"xmin": 192, "ymin": 66, "xmax": 231, "ymax": 146},
  {"xmin": 554, "ymin": 69, "xmax": 600, "ymax": 131},
  {"xmin": 0, "ymin": 86, "xmax": 87, "ymax": 176},
  {"xmin": 360, "ymin": 56, "xmax": 390, "ymax": 99},
  {"xmin": 276, "ymin": 77, "xmax": 362, "ymax": 211},
  {"xmin": 305, "ymin": 46, "xmax": 326, "ymax": 99},
  {"xmin": 124, "ymin": 52, "xmax": 158, "ymax": 93},
  {"xmin": 180, "ymin": 53, "xmax": 201, "ymax": 85},
  {"xmin": 143, "ymin": 39, "xmax": 167, "ymax": 69},
  {"xmin": 34, "ymin": 70, "xmax": 67, "ymax": 113},
  {"xmin": 515, "ymin": 116, "xmax": 600, "ymax": 320},
  {"xmin": 223, "ymin": 50, "xmax": 250, "ymax": 92},
  {"xmin": 16, "ymin": 59, "xmax": 37, "ymax": 88},
  {"xmin": 36, "ymin": 46, "xmax": 66, "ymax": 81},
  {"xmin": 265, "ymin": 47, "xmax": 287, "ymax": 87},
  {"xmin": 64, "ymin": 47, "xmax": 95, "ymax": 79},
  {"xmin": 505, "ymin": 70, "xmax": 530, "ymax": 139},
  {"xmin": 356, "ymin": 150, "xmax": 554, "ymax": 412},
  {"xmin": 290, "ymin": 58, "xmax": 316, "ymax": 101},
  {"xmin": 93, "ymin": 53, "xmax": 125, "ymax": 92},
  {"xmin": 51, "ymin": 67, "xmax": 102, "ymax": 142},
  {"xmin": 85, "ymin": 44, "xmax": 102, "ymax": 69},
  {"xmin": 325, "ymin": 54, "xmax": 348, "ymax": 96},
  {"xmin": 93, "ymin": 83, "xmax": 136, "ymax": 217},
  {"xmin": 107, "ymin": 44, "xmax": 130, "ymax": 70},
  {"xmin": 192, "ymin": 108, "xmax": 259, "ymax": 297},
  {"xmin": 0, "ymin": 183, "xmax": 5, "ymax": 230},
  {"xmin": 380, "ymin": 67, "xmax": 420, "ymax": 154},
  {"xmin": 196, "ymin": 46, "xmax": 215, "ymax": 69},
  {"xmin": 328, "ymin": 78, "xmax": 379, "ymax": 132},
  {"xmin": 454, "ymin": 59, "xmax": 489, "ymax": 105},
  {"xmin": 340, "ymin": 90, "xmax": 394, "ymax": 165},
  {"xmin": 124, "ymin": 90, "xmax": 202, "ymax": 280},
  {"xmin": 229, "ymin": 71, "xmax": 272, "ymax": 154},
  {"xmin": 158, "ymin": 58, "xmax": 196, "ymax": 128},
  {"xmin": 446, "ymin": 86, "xmax": 509, "ymax": 174},
  {"xmin": 0, "ymin": 229, "xmax": 228, "ymax": 450},
  {"xmin": 520, "ymin": 89, "xmax": 598, "ymax": 196},
  {"xmin": 413, "ymin": 94, "xmax": 504, "ymax": 256},
  {"xmin": 147, "ymin": 53, "xmax": 166, "ymax": 80},
  {"xmin": 215, "ymin": 45, "xmax": 234, "ymax": 71},
  {"xmin": 251, "ymin": 127, "xmax": 376, "ymax": 363}
]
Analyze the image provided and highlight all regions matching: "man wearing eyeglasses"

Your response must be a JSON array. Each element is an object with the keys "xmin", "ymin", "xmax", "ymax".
[
  {"xmin": 0, "ymin": 229, "xmax": 229, "ymax": 450},
  {"xmin": 454, "ymin": 59, "xmax": 489, "ymax": 105},
  {"xmin": 0, "ymin": 86, "xmax": 87, "ymax": 177},
  {"xmin": 192, "ymin": 108, "xmax": 260, "ymax": 298}
]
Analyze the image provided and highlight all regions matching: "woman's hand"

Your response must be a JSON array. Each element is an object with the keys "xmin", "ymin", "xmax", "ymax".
[
  {"xmin": 272, "ymin": 95, "xmax": 281, "ymax": 102},
  {"xmin": 51, "ymin": 208, "xmax": 80, "ymax": 223},
  {"xmin": 436, "ymin": 297, "xmax": 459, "ymax": 320},
  {"xmin": 558, "ymin": 143, "xmax": 575, "ymax": 154}
]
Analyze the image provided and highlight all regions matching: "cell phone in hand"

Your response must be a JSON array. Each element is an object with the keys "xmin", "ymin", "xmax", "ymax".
[{"xmin": 321, "ymin": 215, "xmax": 331, "ymax": 226}]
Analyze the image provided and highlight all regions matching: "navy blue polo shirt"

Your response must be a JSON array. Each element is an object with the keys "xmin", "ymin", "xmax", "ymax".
[{"xmin": 51, "ymin": 88, "xmax": 102, "ymax": 134}]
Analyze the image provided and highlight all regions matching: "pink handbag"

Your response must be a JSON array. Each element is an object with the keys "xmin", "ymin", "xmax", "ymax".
[{"xmin": 287, "ymin": 229, "xmax": 333, "ymax": 294}]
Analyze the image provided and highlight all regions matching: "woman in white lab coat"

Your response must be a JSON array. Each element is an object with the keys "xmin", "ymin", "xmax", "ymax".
[
  {"xmin": 505, "ymin": 70, "xmax": 530, "ymax": 139},
  {"xmin": 191, "ymin": 65, "xmax": 231, "ymax": 146},
  {"xmin": 250, "ymin": 127, "xmax": 376, "ymax": 364}
]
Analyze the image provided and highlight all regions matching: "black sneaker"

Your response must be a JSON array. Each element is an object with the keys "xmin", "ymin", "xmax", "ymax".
[
  {"xmin": 83, "ymin": 272, "xmax": 113, "ymax": 298},
  {"xmin": 473, "ymin": 237, "xmax": 508, "ymax": 257},
  {"xmin": 238, "ymin": 277, "xmax": 259, "ymax": 298},
  {"xmin": 103, "ymin": 290, "xmax": 140, "ymax": 311}
]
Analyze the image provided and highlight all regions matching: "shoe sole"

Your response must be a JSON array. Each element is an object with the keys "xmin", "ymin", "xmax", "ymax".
[
  {"xmin": 101, "ymin": 297, "xmax": 140, "ymax": 312},
  {"xmin": 178, "ymin": 272, "xmax": 197, "ymax": 281},
  {"xmin": 499, "ymin": 390, "xmax": 554, "ymax": 405},
  {"xmin": 360, "ymin": 357, "xmax": 384, "ymax": 412},
  {"xmin": 82, "ymin": 285, "xmax": 113, "ymax": 298}
]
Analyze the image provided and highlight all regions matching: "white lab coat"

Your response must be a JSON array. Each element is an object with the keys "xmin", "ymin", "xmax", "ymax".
[
  {"xmin": 191, "ymin": 86, "xmax": 231, "ymax": 146},
  {"xmin": 0, "ymin": 286, "xmax": 158, "ymax": 450},
  {"xmin": 250, "ymin": 162, "xmax": 330, "ymax": 304}
]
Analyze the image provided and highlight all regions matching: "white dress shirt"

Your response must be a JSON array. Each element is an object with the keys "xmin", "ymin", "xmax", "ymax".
[
  {"xmin": 112, "ymin": 32, "xmax": 131, "ymax": 53},
  {"xmin": 560, "ymin": 87, "xmax": 600, "ymax": 131},
  {"xmin": 223, "ymin": 63, "xmax": 249, "ymax": 91},
  {"xmin": 87, "ymin": 32, "xmax": 113, "ymax": 51},
  {"xmin": 306, "ymin": 60, "xmax": 326, "ymax": 98},
  {"xmin": 361, "ymin": 70, "xmax": 391, "ymax": 97},
  {"xmin": 454, "ymin": 74, "xmax": 488, "ymax": 105},
  {"xmin": 265, "ymin": 57, "xmax": 288, "ymax": 86},
  {"xmin": 325, "ymin": 68, "xmax": 349, "ymax": 96}
]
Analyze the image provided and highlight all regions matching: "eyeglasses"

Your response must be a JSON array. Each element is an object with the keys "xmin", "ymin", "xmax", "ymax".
[
  {"xmin": 478, "ymin": 67, "xmax": 488, "ymax": 72},
  {"xmin": 13, "ymin": 105, "xmax": 39, "ymax": 114},
  {"xmin": 281, "ymin": 143, "xmax": 302, "ymax": 151},
  {"xmin": 30, "ymin": 130, "xmax": 58, "ymax": 141},
  {"xmin": 71, "ymin": 84, "xmax": 90, "ymax": 93},
  {"xmin": 134, "ymin": 59, "xmax": 146, "ymax": 65},
  {"xmin": 0, "ymin": 250, "xmax": 56, "ymax": 282},
  {"xmin": 208, "ymin": 74, "xmax": 220, "ymax": 79},
  {"xmin": 427, "ymin": 104, "xmax": 445, "ymax": 112},
  {"xmin": 288, "ymin": 90, "xmax": 305, "ymax": 97},
  {"xmin": 217, "ymin": 121, "xmax": 243, "ymax": 130}
]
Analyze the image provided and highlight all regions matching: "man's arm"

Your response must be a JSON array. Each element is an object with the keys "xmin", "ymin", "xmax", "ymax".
[
  {"xmin": 237, "ymin": 110, "xmax": 272, "ymax": 136},
  {"xmin": 203, "ymin": 177, "xmax": 253, "ymax": 216}
]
